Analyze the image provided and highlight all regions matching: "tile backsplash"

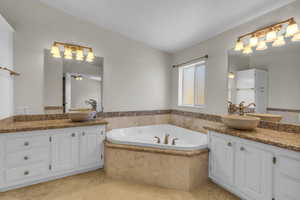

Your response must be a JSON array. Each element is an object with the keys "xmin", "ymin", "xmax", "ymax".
[{"xmin": 3, "ymin": 109, "xmax": 300, "ymax": 134}]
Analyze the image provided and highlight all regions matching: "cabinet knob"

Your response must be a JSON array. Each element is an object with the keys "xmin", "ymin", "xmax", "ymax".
[
  {"xmin": 24, "ymin": 171, "xmax": 29, "ymax": 176},
  {"xmin": 240, "ymin": 146, "xmax": 245, "ymax": 151},
  {"xmin": 71, "ymin": 133, "xmax": 76, "ymax": 137},
  {"xmin": 227, "ymin": 142, "xmax": 232, "ymax": 147},
  {"xmin": 24, "ymin": 142, "xmax": 29, "ymax": 146},
  {"xmin": 24, "ymin": 156, "xmax": 29, "ymax": 160}
]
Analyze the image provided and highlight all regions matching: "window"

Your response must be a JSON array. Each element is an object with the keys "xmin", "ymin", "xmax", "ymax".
[{"xmin": 178, "ymin": 62, "xmax": 205, "ymax": 107}]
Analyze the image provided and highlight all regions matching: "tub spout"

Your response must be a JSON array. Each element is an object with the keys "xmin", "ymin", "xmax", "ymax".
[
  {"xmin": 164, "ymin": 134, "xmax": 170, "ymax": 144},
  {"xmin": 154, "ymin": 136, "xmax": 160, "ymax": 144},
  {"xmin": 172, "ymin": 138, "xmax": 179, "ymax": 145}
]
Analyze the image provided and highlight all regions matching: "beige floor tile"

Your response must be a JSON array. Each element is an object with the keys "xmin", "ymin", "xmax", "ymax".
[{"xmin": 0, "ymin": 170, "xmax": 240, "ymax": 200}]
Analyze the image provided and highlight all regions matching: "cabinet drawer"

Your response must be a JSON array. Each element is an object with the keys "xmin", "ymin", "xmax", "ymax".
[
  {"xmin": 7, "ymin": 148, "xmax": 50, "ymax": 168},
  {"xmin": 5, "ymin": 163, "xmax": 49, "ymax": 183},
  {"xmin": 6, "ymin": 135, "xmax": 50, "ymax": 153}
]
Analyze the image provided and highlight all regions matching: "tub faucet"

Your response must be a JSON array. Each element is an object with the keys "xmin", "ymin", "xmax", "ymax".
[
  {"xmin": 164, "ymin": 134, "xmax": 170, "ymax": 144},
  {"xmin": 172, "ymin": 138, "xmax": 179, "ymax": 145},
  {"xmin": 154, "ymin": 136, "xmax": 160, "ymax": 144}
]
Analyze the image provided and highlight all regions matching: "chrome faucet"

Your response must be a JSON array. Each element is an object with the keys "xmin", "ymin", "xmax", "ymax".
[
  {"xmin": 172, "ymin": 138, "xmax": 179, "ymax": 145},
  {"xmin": 239, "ymin": 101, "xmax": 256, "ymax": 115},
  {"xmin": 238, "ymin": 101, "xmax": 246, "ymax": 116},
  {"xmin": 164, "ymin": 134, "xmax": 170, "ymax": 144},
  {"xmin": 154, "ymin": 136, "xmax": 160, "ymax": 144}
]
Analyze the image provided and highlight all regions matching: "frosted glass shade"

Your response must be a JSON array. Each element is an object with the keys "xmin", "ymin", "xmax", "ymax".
[
  {"xmin": 249, "ymin": 36, "xmax": 258, "ymax": 47},
  {"xmin": 292, "ymin": 31, "xmax": 300, "ymax": 42},
  {"xmin": 286, "ymin": 23, "xmax": 298, "ymax": 37},
  {"xmin": 243, "ymin": 45, "xmax": 252, "ymax": 54},
  {"xmin": 234, "ymin": 40, "xmax": 244, "ymax": 51},
  {"xmin": 266, "ymin": 31, "xmax": 277, "ymax": 42},
  {"xmin": 256, "ymin": 41, "xmax": 268, "ymax": 51},
  {"xmin": 272, "ymin": 36, "xmax": 285, "ymax": 47}
]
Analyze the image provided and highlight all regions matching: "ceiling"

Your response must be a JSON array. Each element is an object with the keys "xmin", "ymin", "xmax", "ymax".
[{"xmin": 39, "ymin": 0, "xmax": 294, "ymax": 53}]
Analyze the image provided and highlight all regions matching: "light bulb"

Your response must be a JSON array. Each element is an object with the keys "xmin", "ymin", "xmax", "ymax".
[
  {"xmin": 228, "ymin": 72, "xmax": 235, "ymax": 79},
  {"xmin": 249, "ymin": 36, "xmax": 258, "ymax": 47},
  {"xmin": 75, "ymin": 76, "xmax": 83, "ymax": 81},
  {"xmin": 272, "ymin": 35, "xmax": 286, "ymax": 47},
  {"xmin": 243, "ymin": 45, "xmax": 252, "ymax": 54},
  {"xmin": 64, "ymin": 47, "xmax": 73, "ymax": 60},
  {"xmin": 266, "ymin": 30, "xmax": 277, "ymax": 42},
  {"xmin": 286, "ymin": 21, "xmax": 298, "ymax": 37},
  {"xmin": 50, "ymin": 44, "xmax": 61, "ymax": 58},
  {"xmin": 76, "ymin": 49, "xmax": 84, "ymax": 61},
  {"xmin": 292, "ymin": 31, "xmax": 300, "ymax": 42},
  {"xmin": 234, "ymin": 40, "xmax": 244, "ymax": 51},
  {"xmin": 86, "ymin": 50, "xmax": 95, "ymax": 62},
  {"xmin": 256, "ymin": 40, "xmax": 268, "ymax": 51}
]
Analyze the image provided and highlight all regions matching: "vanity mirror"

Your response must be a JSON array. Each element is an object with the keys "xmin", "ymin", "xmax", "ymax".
[
  {"xmin": 44, "ymin": 49, "xmax": 103, "ymax": 114},
  {"xmin": 228, "ymin": 40, "xmax": 300, "ymax": 124}
]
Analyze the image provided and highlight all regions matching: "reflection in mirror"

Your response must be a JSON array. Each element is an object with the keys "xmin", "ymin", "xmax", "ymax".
[
  {"xmin": 44, "ymin": 50, "xmax": 103, "ymax": 114},
  {"xmin": 228, "ymin": 41, "xmax": 300, "ymax": 124}
]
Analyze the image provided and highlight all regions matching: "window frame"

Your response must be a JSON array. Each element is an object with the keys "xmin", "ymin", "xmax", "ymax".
[{"xmin": 178, "ymin": 61, "xmax": 206, "ymax": 108}]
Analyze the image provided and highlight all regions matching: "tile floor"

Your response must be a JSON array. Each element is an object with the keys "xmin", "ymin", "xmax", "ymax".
[{"xmin": 0, "ymin": 170, "xmax": 240, "ymax": 200}]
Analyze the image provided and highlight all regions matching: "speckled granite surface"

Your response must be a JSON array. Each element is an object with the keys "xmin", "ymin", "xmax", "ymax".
[
  {"xmin": 105, "ymin": 142, "xmax": 208, "ymax": 157},
  {"xmin": 0, "ymin": 119, "xmax": 108, "ymax": 133},
  {"xmin": 204, "ymin": 124, "xmax": 300, "ymax": 152}
]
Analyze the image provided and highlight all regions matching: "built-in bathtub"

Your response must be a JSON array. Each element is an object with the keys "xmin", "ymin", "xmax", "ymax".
[
  {"xmin": 106, "ymin": 124, "xmax": 208, "ymax": 151},
  {"xmin": 105, "ymin": 124, "xmax": 209, "ymax": 191}
]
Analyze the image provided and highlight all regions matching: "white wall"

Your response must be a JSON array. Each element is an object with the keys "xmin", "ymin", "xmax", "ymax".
[
  {"xmin": 0, "ymin": 14, "xmax": 14, "ymax": 119},
  {"xmin": 0, "ymin": 0, "xmax": 171, "ymax": 114},
  {"xmin": 171, "ymin": 1, "xmax": 300, "ymax": 115},
  {"xmin": 44, "ymin": 50, "xmax": 63, "ymax": 108}
]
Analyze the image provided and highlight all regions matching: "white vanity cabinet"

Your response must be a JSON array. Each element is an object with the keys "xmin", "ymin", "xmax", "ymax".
[
  {"xmin": 0, "ymin": 125, "xmax": 105, "ymax": 192},
  {"xmin": 235, "ymin": 69, "xmax": 268, "ymax": 113},
  {"xmin": 209, "ymin": 131, "xmax": 300, "ymax": 200}
]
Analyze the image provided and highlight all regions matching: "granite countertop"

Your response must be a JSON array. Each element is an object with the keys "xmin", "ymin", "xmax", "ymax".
[
  {"xmin": 204, "ymin": 124, "xmax": 300, "ymax": 152},
  {"xmin": 105, "ymin": 141, "xmax": 208, "ymax": 157},
  {"xmin": 0, "ymin": 119, "xmax": 108, "ymax": 134}
]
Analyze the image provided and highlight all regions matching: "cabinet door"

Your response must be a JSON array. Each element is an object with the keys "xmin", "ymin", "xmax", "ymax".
[
  {"xmin": 274, "ymin": 153, "xmax": 300, "ymax": 200},
  {"xmin": 51, "ymin": 132, "xmax": 79, "ymax": 172},
  {"xmin": 236, "ymin": 69, "xmax": 255, "ymax": 89},
  {"xmin": 210, "ymin": 134, "xmax": 235, "ymax": 186},
  {"xmin": 79, "ymin": 130, "xmax": 103, "ymax": 167},
  {"xmin": 235, "ymin": 143, "xmax": 272, "ymax": 200}
]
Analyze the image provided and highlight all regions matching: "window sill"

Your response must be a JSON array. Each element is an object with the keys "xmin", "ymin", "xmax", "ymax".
[{"xmin": 177, "ymin": 104, "xmax": 205, "ymax": 109}]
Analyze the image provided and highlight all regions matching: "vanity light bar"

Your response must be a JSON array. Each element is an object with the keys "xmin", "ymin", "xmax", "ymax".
[
  {"xmin": 235, "ymin": 18, "xmax": 299, "ymax": 53},
  {"xmin": 50, "ymin": 42, "xmax": 95, "ymax": 62}
]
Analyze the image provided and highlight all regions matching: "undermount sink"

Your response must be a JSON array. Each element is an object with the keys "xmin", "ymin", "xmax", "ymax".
[
  {"xmin": 246, "ymin": 113, "xmax": 282, "ymax": 123},
  {"xmin": 68, "ymin": 111, "xmax": 97, "ymax": 122},
  {"xmin": 222, "ymin": 115, "xmax": 260, "ymax": 130}
]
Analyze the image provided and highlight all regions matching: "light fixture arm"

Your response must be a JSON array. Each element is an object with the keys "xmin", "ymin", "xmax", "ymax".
[{"xmin": 237, "ymin": 17, "xmax": 294, "ymax": 41}]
